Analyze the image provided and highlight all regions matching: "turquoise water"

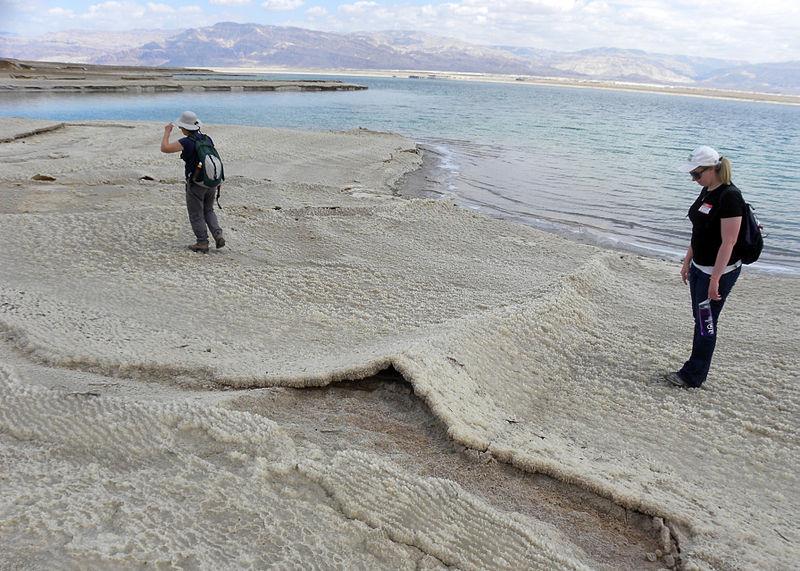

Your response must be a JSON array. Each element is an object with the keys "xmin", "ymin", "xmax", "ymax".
[{"xmin": 2, "ymin": 75, "xmax": 798, "ymax": 272}]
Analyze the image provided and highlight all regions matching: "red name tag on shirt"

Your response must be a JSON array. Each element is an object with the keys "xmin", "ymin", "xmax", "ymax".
[{"xmin": 699, "ymin": 202, "xmax": 712, "ymax": 214}]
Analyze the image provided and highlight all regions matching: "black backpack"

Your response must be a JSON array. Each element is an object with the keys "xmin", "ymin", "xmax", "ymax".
[{"xmin": 723, "ymin": 187, "xmax": 763, "ymax": 264}]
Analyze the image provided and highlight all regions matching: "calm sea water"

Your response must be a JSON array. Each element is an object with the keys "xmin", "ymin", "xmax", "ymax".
[{"xmin": 2, "ymin": 75, "xmax": 798, "ymax": 273}]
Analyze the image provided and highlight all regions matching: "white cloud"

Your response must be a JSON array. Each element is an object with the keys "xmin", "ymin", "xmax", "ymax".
[
  {"xmin": 40, "ymin": 1, "xmax": 206, "ymax": 31},
  {"xmin": 447, "ymin": 3, "xmax": 489, "ymax": 17},
  {"xmin": 1, "ymin": 0, "xmax": 37, "ymax": 15},
  {"xmin": 312, "ymin": 0, "xmax": 799, "ymax": 63},
  {"xmin": 584, "ymin": 1, "xmax": 609, "ymax": 14},
  {"xmin": 339, "ymin": 1, "xmax": 378, "ymax": 15},
  {"xmin": 47, "ymin": 7, "xmax": 75, "ymax": 17},
  {"xmin": 477, "ymin": 0, "xmax": 578, "ymax": 15},
  {"xmin": 146, "ymin": 2, "xmax": 174, "ymax": 13},
  {"xmin": 85, "ymin": 1, "xmax": 146, "ymax": 19},
  {"xmin": 209, "ymin": 0, "xmax": 251, "ymax": 5},
  {"xmin": 306, "ymin": 6, "xmax": 328, "ymax": 17},
  {"xmin": 262, "ymin": 0, "xmax": 304, "ymax": 10}
]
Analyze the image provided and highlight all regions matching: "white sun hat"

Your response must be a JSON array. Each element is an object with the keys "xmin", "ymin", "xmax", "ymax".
[
  {"xmin": 173, "ymin": 110, "xmax": 202, "ymax": 131},
  {"xmin": 680, "ymin": 145, "xmax": 721, "ymax": 172}
]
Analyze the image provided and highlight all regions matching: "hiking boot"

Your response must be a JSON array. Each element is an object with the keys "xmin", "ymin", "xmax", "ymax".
[
  {"xmin": 213, "ymin": 233, "xmax": 226, "ymax": 249},
  {"xmin": 663, "ymin": 371, "xmax": 689, "ymax": 388},
  {"xmin": 188, "ymin": 241, "xmax": 209, "ymax": 253}
]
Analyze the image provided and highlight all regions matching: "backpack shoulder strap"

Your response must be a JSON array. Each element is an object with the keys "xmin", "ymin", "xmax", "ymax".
[{"xmin": 717, "ymin": 184, "xmax": 745, "ymax": 211}]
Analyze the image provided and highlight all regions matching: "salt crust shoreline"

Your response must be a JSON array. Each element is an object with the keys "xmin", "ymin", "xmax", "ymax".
[
  {"xmin": 211, "ymin": 66, "xmax": 800, "ymax": 107},
  {"xmin": 2, "ymin": 57, "xmax": 796, "ymax": 106},
  {"xmin": 0, "ymin": 58, "xmax": 367, "ymax": 93},
  {"xmin": 1, "ymin": 119, "xmax": 798, "ymax": 569}
]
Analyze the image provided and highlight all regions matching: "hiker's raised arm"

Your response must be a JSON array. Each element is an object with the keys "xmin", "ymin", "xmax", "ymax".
[{"xmin": 160, "ymin": 124, "xmax": 182, "ymax": 153}]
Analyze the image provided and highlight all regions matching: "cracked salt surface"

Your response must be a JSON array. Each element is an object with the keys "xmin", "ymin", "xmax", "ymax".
[{"xmin": 1, "ymin": 119, "xmax": 799, "ymax": 569}]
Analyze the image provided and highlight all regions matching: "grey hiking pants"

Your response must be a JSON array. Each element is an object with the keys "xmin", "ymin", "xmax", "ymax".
[{"xmin": 185, "ymin": 181, "xmax": 222, "ymax": 243}]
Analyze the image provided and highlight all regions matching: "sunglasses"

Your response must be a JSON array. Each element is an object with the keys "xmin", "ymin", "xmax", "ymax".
[{"xmin": 690, "ymin": 167, "xmax": 710, "ymax": 180}]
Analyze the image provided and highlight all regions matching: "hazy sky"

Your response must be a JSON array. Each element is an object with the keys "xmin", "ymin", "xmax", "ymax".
[{"xmin": 1, "ymin": 0, "xmax": 798, "ymax": 63}]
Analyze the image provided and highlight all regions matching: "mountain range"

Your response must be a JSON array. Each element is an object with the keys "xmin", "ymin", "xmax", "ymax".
[{"xmin": 1, "ymin": 22, "xmax": 798, "ymax": 94}]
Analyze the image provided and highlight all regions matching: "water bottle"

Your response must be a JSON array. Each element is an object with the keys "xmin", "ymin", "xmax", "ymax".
[{"xmin": 698, "ymin": 299, "xmax": 715, "ymax": 337}]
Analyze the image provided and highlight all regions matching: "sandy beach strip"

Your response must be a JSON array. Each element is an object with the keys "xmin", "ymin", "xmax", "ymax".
[{"xmin": 1, "ymin": 118, "xmax": 798, "ymax": 569}]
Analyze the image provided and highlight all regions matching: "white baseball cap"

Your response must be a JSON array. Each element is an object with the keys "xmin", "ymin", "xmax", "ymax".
[
  {"xmin": 173, "ymin": 110, "xmax": 201, "ymax": 131},
  {"xmin": 680, "ymin": 145, "xmax": 721, "ymax": 172}
]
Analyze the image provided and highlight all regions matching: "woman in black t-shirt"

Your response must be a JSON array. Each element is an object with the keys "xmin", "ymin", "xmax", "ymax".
[{"xmin": 664, "ymin": 145, "xmax": 745, "ymax": 388}]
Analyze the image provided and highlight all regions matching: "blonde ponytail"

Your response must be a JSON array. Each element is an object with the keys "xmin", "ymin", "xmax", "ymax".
[{"xmin": 717, "ymin": 156, "xmax": 732, "ymax": 185}]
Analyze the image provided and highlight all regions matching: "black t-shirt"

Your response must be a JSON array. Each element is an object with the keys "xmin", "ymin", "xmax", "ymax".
[
  {"xmin": 688, "ymin": 183, "xmax": 746, "ymax": 266},
  {"xmin": 179, "ymin": 133, "xmax": 213, "ymax": 180}
]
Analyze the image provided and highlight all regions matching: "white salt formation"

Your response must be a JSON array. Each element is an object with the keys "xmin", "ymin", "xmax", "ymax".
[
  {"xmin": 0, "ymin": 365, "xmax": 591, "ymax": 569},
  {"xmin": 1, "ymin": 119, "xmax": 798, "ymax": 569}
]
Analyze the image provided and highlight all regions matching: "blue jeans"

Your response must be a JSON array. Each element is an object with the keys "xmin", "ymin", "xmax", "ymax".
[{"xmin": 679, "ymin": 264, "xmax": 740, "ymax": 387}]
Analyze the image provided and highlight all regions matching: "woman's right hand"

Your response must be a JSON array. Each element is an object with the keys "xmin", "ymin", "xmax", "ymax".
[{"xmin": 680, "ymin": 261, "xmax": 690, "ymax": 284}]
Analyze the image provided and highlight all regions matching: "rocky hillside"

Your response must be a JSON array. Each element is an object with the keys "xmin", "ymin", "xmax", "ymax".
[{"xmin": 2, "ymin": 23, "xmax": 798, "ymax": 94}]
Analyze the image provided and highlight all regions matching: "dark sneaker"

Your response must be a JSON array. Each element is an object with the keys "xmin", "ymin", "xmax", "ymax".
[
  {"xmin": 214, "ymin": 233, "xmax": 226, "ymax": 249},
  {"xmin": 188, "ymin": 241, "xmax": 209, "ymax": 253},
  {"xmin": 663, "ymin": 371, "xmax": 689, "ymax": 388}
]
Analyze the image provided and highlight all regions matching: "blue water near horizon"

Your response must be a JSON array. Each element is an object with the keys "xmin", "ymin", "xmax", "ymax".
[{"xmin": 2, "ymin": 75, "xmax": 798, "ymax": 273}]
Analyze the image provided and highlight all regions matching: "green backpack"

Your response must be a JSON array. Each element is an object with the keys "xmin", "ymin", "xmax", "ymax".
[{"xmin": 190, "ymin": 133, "xmax": 224, "ymax": 207}]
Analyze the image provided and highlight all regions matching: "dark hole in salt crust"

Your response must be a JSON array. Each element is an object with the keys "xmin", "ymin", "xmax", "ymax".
[{"xmin": 229, "ymin": 366, "xmax": 669, "ymax": 570}]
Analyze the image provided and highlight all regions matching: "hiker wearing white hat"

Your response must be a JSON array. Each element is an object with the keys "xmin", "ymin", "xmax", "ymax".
[
  {"xmin": 664, "ymin": 145, "xmax": 746, "ymax": 389},
  {"xmin": 679, "ymin": 145, "xmax": 721, "ymax": 173},
  {"xmin": 160, "ymin": 111, "xmax": 225, "ymax": 253},
  {"xmin": 172, "ymin": 110, "xmax": 202, "ymax": 132}
]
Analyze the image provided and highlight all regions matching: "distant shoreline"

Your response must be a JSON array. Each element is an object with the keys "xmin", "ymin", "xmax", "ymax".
[
  {"xmin": 0, "ymin": 58, "xmax": 367, "ymax": 94},
  {"xmin": 3, "ymin": 57, "xmax": 797, "ymax": 105},
  {"xmin": 210, "ymin": 66, "xmax": 800, "ymax": 106}
]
